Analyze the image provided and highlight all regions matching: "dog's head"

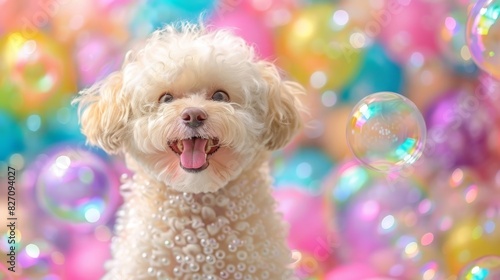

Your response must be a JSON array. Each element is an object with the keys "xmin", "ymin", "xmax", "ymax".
[{"xmin": 74, "ymin": 23, "xmax": 304, "ymax": 193}]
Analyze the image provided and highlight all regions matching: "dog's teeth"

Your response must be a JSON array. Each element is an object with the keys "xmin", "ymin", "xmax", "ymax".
[
  {"xmin": 178, "ymin": 141, "xmax": 183, "ymax": 152},
  {"xmin": 205, "ymin": 140, "xmax": 211, "ymax": 153}
]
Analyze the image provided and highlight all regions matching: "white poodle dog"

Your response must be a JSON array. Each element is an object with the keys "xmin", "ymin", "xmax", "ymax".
[{"xmin": 74, "ymin": 23, "xmax": 304, "ymax": 280}]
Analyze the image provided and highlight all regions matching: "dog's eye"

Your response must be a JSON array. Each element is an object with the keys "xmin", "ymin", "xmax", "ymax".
[
  {"xmin": 159, "ymin": 93, "xmax": 174, "ymax": 103},
  {"xmin": 212, "ymin": 90, "xmax": 229, "ymax": 102}
]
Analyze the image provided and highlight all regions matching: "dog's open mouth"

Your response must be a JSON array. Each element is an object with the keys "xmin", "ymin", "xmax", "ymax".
[{"xmin": 169, "ymin": 137, "xmax": 220, "ymax": 173}]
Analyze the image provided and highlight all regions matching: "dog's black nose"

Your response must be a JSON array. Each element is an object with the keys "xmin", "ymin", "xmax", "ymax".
[{"xmin": 181, "ymin": 107, "xmax": 208, "ymax": 128}]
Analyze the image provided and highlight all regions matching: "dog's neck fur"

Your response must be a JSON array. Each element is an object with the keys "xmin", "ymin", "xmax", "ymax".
[{"xmin": 105, "ymin": 152, "xmax": 295, "ymax": 279}]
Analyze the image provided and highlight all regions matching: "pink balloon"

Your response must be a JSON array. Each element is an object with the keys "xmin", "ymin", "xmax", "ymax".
[
  {"xmin": 273, "ymin": 188, "xmax": 333, "ymax": 258},
  {"xmin": 75, "ymin": 33, "xmax": 123, "ymax": 86},
  {"xmin": 63, "ymin": 235, "xmax": 111, "ymax": 279},
  {"xmin": 378, "ymin": 0, "xmax": 447, "ymax": 63},
  {"xmin": 324, "ymin": 262, "xmax": 381, "ymax": 280},
  {"xmin": 209, "ymin": 7, "xmax": 275, "ymax": 59}
]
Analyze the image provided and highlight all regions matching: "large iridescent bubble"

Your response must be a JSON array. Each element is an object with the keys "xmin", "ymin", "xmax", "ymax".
[
  {"xmin": 346, "ymin": 92, "xmax": 427, "ymax": 173},
  {"xmin": 34, "ymin": 147, "xmax": 120, "ymax": 225},
  {"xmin": 467, "ymin": 0, "xmax": 500, "ymax": 79}
]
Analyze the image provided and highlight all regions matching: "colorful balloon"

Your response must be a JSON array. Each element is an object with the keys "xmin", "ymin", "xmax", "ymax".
[
  {"xmin": 340, "ymin": 43, "xmax": 405, "ymax": 104},
  {"xmin": 50, "ymin": 0, "xmax": 129, "ymax": 46},
  {"xmin": 442, "ymin": 208, "xmax": 500, "ymax": 275},
  {"xmin": 346, "ymin": 92, "xmax": 426, "ymax": 173},
  {"xmin": 424, "ymin": 88, "xmax": 493, "ymax": 169},
  {"xmin": 273, "ymin": 188, "xmax": 333, "ymax": 257},
  {"xmin": 324, "ymin": 262, "xmax": 381, "ymax": 280},
  {"xmin": 320, "ymin": 106, "xmax": 353, "ymax": 161},
  {"xmin": 209, "ymin": 7, "xmax": 275, "ymax": 59},
  {"xmin": 0, "ymin": 31, "xmax": 77, "ymax": 117},
  {"xmin": 74, "ymin": 33, "xmax": 123, "ymax": 86},
  {"xmin": 379, "ymin": 0, "xmax": 446, "ymax": 63},
  {"xmin": 324, "ymin": 160, "xmax": 445, "ymax": 278},
  {"xmin": 272, "ymin": 147, "xmax": 335, "ymax": 193},
  {"xmin": 459, "ymin": 255, "xmax": 500, "ymax": 280},
  {"xmin": 44, "ymin": 103, "xmax": 86, "ymax": 145},
  {"xmin": 62, "ymin": 234, "xmax": 111, "ymax": 280},
  {"xmin": 130, "ymin": 0, "xmax": 217, "ymax": 37},
  {"xmin": 275, "ymin": 3, "xmax": 363, "ymax": 91},
  {"xmin": 405, "ymin": 57, "xmax": 456, "ymax": 110},
  {"xmin": 241, "ymin": 0, "xmax": 300, "ymax": 28},
  {"xmin": 467, "ymin": 0, "xmax": 500, "ymax": 79},
  {"xmin": 430, "ymin": 168, "xmax": 493, "ymax": 235},
  {"xmin": 34, "ymin": 147, "xmax": 120, "ymax": 225},
  {"xmin": 0, "ymin": 111, "xmax": 24, "ymax": 161}
]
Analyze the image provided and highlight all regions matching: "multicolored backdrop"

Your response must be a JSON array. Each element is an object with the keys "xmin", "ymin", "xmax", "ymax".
[{"xmin": 1, "ymin": 0, "xmax": 500, "ymax": 279}]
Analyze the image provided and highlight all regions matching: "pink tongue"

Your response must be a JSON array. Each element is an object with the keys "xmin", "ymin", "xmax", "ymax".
[{"xmin": 180, "ymin": 138, "xmax": 208, "ymax": 169}]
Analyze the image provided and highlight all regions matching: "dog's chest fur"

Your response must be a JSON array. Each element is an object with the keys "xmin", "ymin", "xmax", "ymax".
[{"xmin": 104, "ymin": 168, "xmax": 294, "ymax": 280}]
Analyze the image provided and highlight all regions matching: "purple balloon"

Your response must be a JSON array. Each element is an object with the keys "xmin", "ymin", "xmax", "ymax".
[
  {"xmin": 74, "ymin": 33, "xmax": 123, "ymax": 86},
  {"xmin": 424, "ymin": 88, "xmax": 494, "ymax": 169}
]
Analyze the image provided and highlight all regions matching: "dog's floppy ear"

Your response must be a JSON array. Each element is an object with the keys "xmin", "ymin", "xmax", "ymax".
[
  {"xmin": 259, "ymin": 61, "xmax": 304, "ymax": 150},
  {"xmin": 73, "ymin": 72, "xmax": 130, "ymax": 154}
]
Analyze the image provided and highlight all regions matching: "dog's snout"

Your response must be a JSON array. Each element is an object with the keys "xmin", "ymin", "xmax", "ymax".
[{"xmin": 181, "ymin": 107, "xmax": 207, "ymax": 128}]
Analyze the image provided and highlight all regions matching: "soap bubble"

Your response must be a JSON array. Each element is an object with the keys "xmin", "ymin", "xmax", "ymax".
[
  {"xmin": 346, "ymin": 92, "xmax": 426, "ymax": 173},
  {"xmin": 467, "ymin": 0, "xmax": 500, "ymax": 79},
  {"xmin": 35, "ymin": 147, "xmax": 120, "ymax": 225}
]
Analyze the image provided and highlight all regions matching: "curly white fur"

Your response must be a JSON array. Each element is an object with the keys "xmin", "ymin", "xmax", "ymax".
[{"xmin": 74, "ymin": 23, "xmax": 304, "ymax": 279}]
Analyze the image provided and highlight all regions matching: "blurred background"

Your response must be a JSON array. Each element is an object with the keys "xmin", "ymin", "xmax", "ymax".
[{"xmin": 1, "ymin": 0, "xmax": 500, "ymax": 279}]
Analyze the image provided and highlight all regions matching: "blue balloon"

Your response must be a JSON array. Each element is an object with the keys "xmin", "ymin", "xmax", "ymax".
[
  {"xmin": 272, "ymin": 147, "xmax": 334, "ymax": 194},
  {"xmin": 44, "ymin": 104, "xmax": 85, "ymax": 145},
  {"xmin": 0, "ymin": 110, "xmax": 24, "ymax": 160},
  {"xmin": 130, "ymin": 0, "xmax": 217, "ymax": 37},
  {"xmin": 340, "ymin": 42, "xmax": 405, "ymax": 103}
]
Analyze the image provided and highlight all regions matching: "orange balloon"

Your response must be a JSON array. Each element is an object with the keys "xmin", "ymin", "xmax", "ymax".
[
  {"xmin": 404, "ymin": 58, "xmax": 456, "ymax": 111},
  {"xmin": 320, "ymin": 106, "xmax": 353, "ymax": 161},
  {"xmin": 50, "ymin": 0, "xmax": 128, "ymax": 46}
]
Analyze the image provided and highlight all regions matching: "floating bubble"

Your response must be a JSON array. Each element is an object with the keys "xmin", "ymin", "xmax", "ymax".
[
  {"xmin": 35, "ymin": 147, "xmax": 119, "ymax": 225},
  {"xmin": 346, "ymin": 92, "xmax": 426, "ymax": 173},
  {"xmin": 459, "ymin": 255, "xmax": 500, "ymax": 280},
  {"xmin": 467, "ymin": 0, "xmax": 500, "ymax": 79}
]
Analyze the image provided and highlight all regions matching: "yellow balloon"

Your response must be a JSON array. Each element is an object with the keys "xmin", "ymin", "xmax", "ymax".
[
  {"xmin": 275, "ymin": 3, "xmax": 363, "ymax": 91},
  {"xmin": 442, "ymin": 213, "xmax": 500, "ymax": 275},
  {"xmin": 0, "ymin": 31, "xmax": 77, "ymax": 117}
]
